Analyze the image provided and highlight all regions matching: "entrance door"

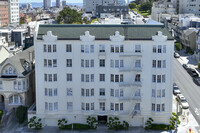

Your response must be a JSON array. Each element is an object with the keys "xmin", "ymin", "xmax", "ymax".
[
  {"xmin": 98, "ymin": 116, "xmax": 107, "ymax": 124},
  {"xmin": 0, "ymin": 95, "xmax": 5, "ymax": 109}
]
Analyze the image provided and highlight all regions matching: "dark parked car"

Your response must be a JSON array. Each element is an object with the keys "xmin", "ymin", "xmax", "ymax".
[
  {"xmin": 174, "ymin": 52, "xmax": 180, "ymax": 58},
  {"xmin": 187, "ymin": 68, "xmax": 199, "ymax": 77},
  {"xmin": 193, "ymin": 77, "xmax": 200, "ymax": 86},
  {"xmin": 182, "ymin": 64, "xmax": 189, "ymax": 70}
]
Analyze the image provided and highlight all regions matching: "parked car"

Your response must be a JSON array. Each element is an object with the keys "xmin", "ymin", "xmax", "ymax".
[
  {"xmin": 182, "ymin": 64, "xmax": 189, "ymax": 70},
  {"xmin": 187, "ymin": 68, "xmax": 199, "ymax": 77},
  {"xmin": 176, "ymin": 94, "xmax": 189, "ymax": 109},
  {"xmin": 174, "ymin": 52, "xmax": 180, "ymax": 58},
  {"xmin": 193, "ymin": 77, "xmax": 200, "ymax": 86},
  {"xmin": 173, "ymin": 84, "xmax": 181, "ymax": 95}
]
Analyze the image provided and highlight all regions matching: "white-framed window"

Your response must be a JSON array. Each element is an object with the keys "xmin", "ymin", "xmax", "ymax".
[
  {"xmin": 115, "ymin": 89, "xmax": 119, "ymax": 97},
  {"xmin": 120, "ymin": 60, "xmax": 124, "ymax": 68},
  {"xmin": 162, "ymin": 104, "xmax": 165, "ymax": 111},
  {"xmin": 135, "ymin": 45, "xmax": 141, "ymax": 53},
  {"xmin": 111, "ymin": 45, "xmax": 114, "ymax": 53},
  {"xmin": 53, "ymin": 74, "xmax": 57, "ymax": 82},
  {"xmin": 153, "ymin": 45, "xmax": 156, "ymax": 53},
  {"xmin": 110, "ymin": 89, "xmax": 114, "ymax": 96},
  {"xmin": 53, "ymin": 44, "xmax": 56, "ymax": 52},
  {"xmin": 91, "ymin": 89, "xmax": 94, "ymax": 96},
  {"xmin": 163, "ymin": 45, "xmax": 166, "ymax": 53},
  {"xmin": 110, "ymin": 103, "xmax": 114, "ymax": 111},
  {"xmin": 86, "ymin": 103, "xmax": 90, "ymax": 111},
  {"xmin": 44, "ymin": 44, "xmax": 47, "ymax": 52},
  {"xmin": 53, "ymin": 59, "xmax": 57, "ymax": 67},
  {"xmin": 49, "ymin": 88, "xmax": 53, "ymax": 96},
  {"xmin": 85, "ymin": 45, "xmax": 89, "ymax": 53},
  {"xmin": 85, "ymin": 60, "xmax": 89, "ymax": 68},
  {"xmin": 152, "ymin": 89, "xmax": 156, "ymax": 97},
  {"xmin": 81, "ymin": 88, "xmax": 84, "ymax": 96},
  {"xmin": 99, "ymin": 45, "xmax": 105, "ymax": 52},
  {"xmin": 48, "ymin": 60, "xmax": 52, "ymax": 67},
  {"xmin": 90, "ymin": 60, "xmax": 94, "ymax": 67},
  {"xmin": 115, "ymin": 103, "xmax": 119, "ymax": 111},
  {"xmin": 120, "ymin": 103, "xmax": 123, "ymax": 111},
  {"xmin": 44, "ymin": 74, "xmax": 47, "ymax": 81},
  {"xmin": 67, "ymin": 88, "xmax": 73, "ymax": 96},
  {"xmin": 45, "ymin": 102, "xmax": 48, "ymax": 111},
  {"xmin": 110, "ymin": 60, "xmax": 114, "ymax": 68},
  {"xmin": 120, "ymin": 89, "xmax": 123, "ymax": 97},
  {"xmin": 91, "ymin": 103, "xmax": 94, "ymax": 110},
  {"xmin": 48, "ymin": 45, "xmax": 51, "ymax": 52},
  {"xmin": 49, "ymin": 103, "xmax": 53, "ymax": 111},
  {"xmin": 86, "ymin": 89, "xmax": 90, "ymax": 97},
  {"xmin": 14, "ymin": 81, "xmax": 17, "ymax": 90},
  {"xmin": 157, "ymin": 75, "xmax": 161, "ymax": 83},
  {"xmin": 115, "ymin": 60, "xmax": 119, "ymax": 68},
  {"xmin": 99, "ymin": 59, "xmax": 105, "ymax": 67},
  {"xmin": 152, "ymin": 103, "xmax": 155, "ymax": 111},
  {"xmin": 158, "ymin": 45, "xmax": 162, "ymax": 53},
  {"xmin": 90, "ymin": 45, "xmax": 94, "ymax": 53},
  {"xmin": 120, "ymin": 45, "xmax": 124, "ymax": 53},
  {"xmin": 152, "ymin": 75, "xmax": 156, "ymax": 82},
  {"xmin": 81, "ymin": 74, "xmax": 84, "ymax": 82},
  {"xmin": 162, "ymin": 89, "xmax": 165, "ymax": 97},
  {"xmin": 99, "ymin": 88, "xmax": 105, "ymax": 96},
  {"xmin": 157, "ymin": 104, "xmax": 160, "ymax": 112},
  {"xmin": 66, "ymin": 59, "xmax": 72, "ymax": 67},
  {"xmin": 82, "ymin": 103, "xmax": 85, "ymax": 110},
  {"xmin": 66, "ymin": 44, "xmax": 72, "ymax": 52},
  {"xmin": 54, "ymin": 102, "xmax": 58, "ymax": 111},
  {"xmin": 100, "ymin": 102, "xmax": 105, "ymax": 111},
  {"xmin": 152, "ymin": 60, "xmax": 156, "ymax": 68},
  {"xmin": 115, "ymin": 46, "xmax": 119, "ymax": 53},
  {"xmin": 86, "ymin": 74, "xmax": 89, "ymax": 82},
  {"xmin": 48, "ymin": 74, "xmax": 52, "ymax": 82},
  {"xmin": 66, "ymin": 74, "xmax": 72, "ymax": 81},
  {"xmin": 157, "ymin": 60, "xmax": 161, "ymax": 68},
  {"xmin": 91, "ymin": 74, "xmax": 94, "ymax": 82},
  {"xmin": 18, "ymin": 81, "xmax": 21, "ymax": 90},
  {"xmin": 44, "ymin": 59, "xmax": 47, "ymax": 67},
  {"xmin": 157, "ymin": 90, "xmax": 161, "ymax": 98},
  {"xmin": 163, "ymin": 60, "xmax": 166, "ymax": 68},
  {"xmin": 9, "ymin": 94, "xmax": 22, "ymax": 104},
  {"xmin": 67, "ymin": 102, "xmax": 73, "ymax": 111},
  {"xmin": 162, "ymin": 75, "xmax": 166, "ymax": 83},
  {"xmin": 81, "ymin": 45, "xmax": 84, "ymax": 53},
  {"xmin": 135, "ymin": 60, "xmax": 141, "ymax": 68},
  {"xmin": 54, "ymin": 88, "xmax": 57, "ymax": 96},
  {"xmin": 99, "ymin": 74, "xmax": 105, "ymax": 82}
]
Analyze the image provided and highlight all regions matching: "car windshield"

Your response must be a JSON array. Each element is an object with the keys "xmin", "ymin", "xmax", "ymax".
[
  {"xmin": 174, "ymin": 87, "xmax": 179, "ymax": 90},
  {"xmin": 181, "ymin": 99, "xmax": 187, "ymax": 103}
]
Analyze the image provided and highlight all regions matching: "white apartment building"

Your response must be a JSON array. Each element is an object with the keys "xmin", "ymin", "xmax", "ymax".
[
  {"xmin": 30, "ymin": 24, "xmax": 174, "ymax": 127},
  {"xmin": 9, "ymin": 0, "xmax": 19, "ymax": 24},
  {"xmin": 43, "ymin": 0, "xmax": 52, "ymax": 9},
  {"xmin": 56, "ymin": 0, "xmax": 61, "ymax": 8}
]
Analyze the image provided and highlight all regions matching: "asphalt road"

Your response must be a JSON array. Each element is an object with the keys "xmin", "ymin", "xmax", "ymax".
[{"xmin": 174, "ymin": 58, "xmax": 200, "ymax": 125}]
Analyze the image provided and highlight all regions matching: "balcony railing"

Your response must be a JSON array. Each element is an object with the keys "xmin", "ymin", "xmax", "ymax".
[
  {"xmin": 119, "ymin": 67, "xmax": 142, "ymax": 72},
  {"xmin": 119, "ymin": 81, "xmax": 142, "ymax": 87},
  {"xmin": 119, "ymin": 52, "xmax": 142, "ymax": 57},
  {"xmin": 119, "ymin": 96, "xmax": 142, "ymax": 101}
]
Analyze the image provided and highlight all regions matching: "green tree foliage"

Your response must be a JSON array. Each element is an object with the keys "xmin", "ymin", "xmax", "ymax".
[
  {"xmin": 56, "ymin": 7, "xmax": 83, "ymax": 24},
  {"xmin": 58, "ymin": 118, "xmax": 68, "ymax": 129},
  {"xmin": 86, "ymin": 116, "xmax": 98, "ymax": 129},
  {"xmin": 16, "ymin": 106, "xmax": 27, "ymax": 123},
  {"xmin": 28, "ymin": 116, "xmax": 42, "ymax": 130},
  {"xmin": 83, "ymin": 17, "xmax": 91, "ymax": 24},
  {"xmin": 129, "ymin": 2, "xmax": 137, "ymax": 9},
  {"xmin": 175, "ymin": 43, "xmax": 182, "ymax": 51},
  {"xmin": 107, "ymin": 117, "xmax": 129, "ymax": 130},
  {"xmin": 169, "ymin": 112, "xmax": 180, "ymax": 130},
  {"xmin": 139, "ymin": 2, "xmax": 152, "ymax": 12},
  {"xmin": 145, "ymin": 117, "xmax": 154, "ymax": 130}
]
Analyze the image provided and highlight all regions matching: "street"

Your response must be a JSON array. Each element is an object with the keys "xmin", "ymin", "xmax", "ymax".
[{"xmin": 174, "ymin": 58, "xmax": 200, "ymax": 128}]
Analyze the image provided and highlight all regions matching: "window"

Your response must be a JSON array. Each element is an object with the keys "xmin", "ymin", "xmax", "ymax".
[
  {"xmin": 135, "ymin": 89, "xmax": 140, "ymax": 96},
  {"xmin": 110, "ymin": 60, "xmax": 114, "ymax": 68},
  {"xmin": 49, "ymin": 89, "xmax": 53, "ymax": 96},
  {"xmin": 81, "ymin": 45, "xmax": 84, "ymax": 53},
  {"xmin": 157, "ymin": 60, "xmax": 161, "ymax": 68},
  {"xmin": 158, "ymin": 45, "xmax": 162, "ymax": 53},
  {"xmin": 44, "ymin": 44, "xmax": 47, "ymax": 52},
  {"xmin": 163, "ymin": 60, "xmax": 166, "ymax": 68},
  {"xmin": 9, "ymin": 95, "xmax": 22, "ymax": 105},
  {"xmin": 157, "ymin": 104, "xmax": 160, "ymax": 112},
  {"xmin": 115, "ymin": 89, "xmax": 119, "ymax": 97},
  {"xmin": 152, "ymin": 60, "xmax": 156, "ymax": 68},
  {"xmin": 86, "ymin": 103, "xmax": 90, "ymax": 111},
  {"xmin": 48, "ymin": 60, "xmax": 52, "ymax": 67},
  {"xmin": 67, "ymin": 88, "xmax": 73, "ymax": 96},
  {"xmin": 45, "ymin": 88, "xmax": 48, "ymax": 96},
  {"xmin": 134, "ymin": 103, "xmax": 140, "ymax": 111},
  {"xmin": 99, "ymin": 74, "xmax": 105, "ymax": 82},
  {"xmin": 162, "ymin": 104, "xmax": 165, "ymax": 111},
  {"xmin": 120, "ymin": 89, "xmax": 123, "ymax": 97},
  {"xmin": 135, "ymin": 45, "xmax": 141, "ymax": 53},
  {"xmin": 90, "ymin": 60, "xmax": 94, "ymax": 67},
  {"xmin": 18, "ymin": 81, "xmax": 21, "ymax": 90},
  {"xmin": 85, "ymin": 60, "xmax": 89, "ymax": 68},
  {"xmin": 110, "ymin": 89, "xmax": 114, "ymax": 96},
  {"xmin": 91, "ymin": 74, "xmax": 94, "ymax": 82},
  {"xmin": 99, "ymin": 59, "xmax": 105, "ymax": 67},
  {"xmin": 163, "ymin": 45, "xmax": 166, "ymax": 53},
  {"xmin": 54, "ymin": 88, "xmax": 57, "ymax": 96},
  {"xmin": 162, "ymin": 89, "xmax": 165, "ymax": 97},
  {"xmin": 81, "ymin": 74, "xmax": 84, "ymax": 82},
  {"xmin": 90, "ymin": 45, "xmax": 94, "ymax": 53},
  {"xmin": 91, "ymin": 103, "xmax": 94, "ymax": 110},
  {"xmin": 115, "ymin": 75, "xmax": 119, "ymax": 82},
  {"xmin": 111, "ymin": 45, "xmax": 114, "ymax": 53},
  {"xmin": 53, "ymin": 74, "xmax": 57, "ymax": 81},
  {"xmin": 115, "ymin": 60, "xmax": 119, "ymax": 68},
  {"xmin": 153, "ymin": 45, "xmax": 156, "ymax": 53},
  {"xmin": 45, "ymin": 102, "xmax": 48, "ymax": 111},
  {"xmin": 135, "ymin": 60, "xmax": 141, "ymax": 68},
  {"xmin": 66, "ymin": 59, "xmax": 72, "ymax": 67},
  {"xmin": 120, "ymin": 45, "xmax": 124, "ymax": 53},
  {"xmin": 86, "ymin": 89, "xmax": 90, "ymax": 96},
  {"xmin": 53, "ymin": 59, "xmax": 57, "ymax": 67},
  {"xmin": 81, "ymin": 59, "xmax": 84, "ymax": 67},
  {"xmin": 152, "ymin": 103, "xmax": 155, "ymax": 111},
  {"xmin": 14, "ymin": 81, "xmax": 17, "ymax": 90},
  {"xmin": 152, "ymin": 75, "xmax": 156, "ymax": 82},
  {"xmin": 162, "ymin": 75, "xmax": 165, "ymax": 83},
  {"xmin": 48, "ymin": 45, "xmax": 51, "ymax": 52},
  {"xmin": 100, "ymin": 102, "xmax": 105, "ymax": 111},
  {"xmin": 120, "ymin": 60, "xmax": 124, "ymax": 68},
  {"xmin": 44, "ymin": 74, "xmax": 47, "ymax": 81},
  {"xmin": 157, "ymin": 90, "xmax": 161, "ymax": 98},
  {"xmin": 115, "ymin": 46, "xmax": 119, "ymax": 53},
  {"xmin": 66, "ymin": 44, "xmax": 72, "ymax": 52},
  {"xmin": 85, "ymin": 45, "xmax": 89, "ymax": 53},
  {"xmin": 86, "ymin": 75, "xmax": 89, "ymax": 82},
  {"xmin": 100, "ymin": 88, "xmax": 105, "ymax": 96},
  {"xmin": 44, "ymin": 59, "xmax": 47, "ymax": 67},
  {"xmin": 135, "ymin": 74, "xmax": 140, "ymax": 82},
  {"xmin": 157, "ymin": 75, "xmax": 161, "ymax": 83},
  {"xmin": 53, "ymin": 44, "xmax": 56, "ymax": 52},
  {"xmin": 120, "ymin": 103, "xmax": 123, "ymax": 111},
  {"xmin": 120, "ymin": 74, "xmax": 123, "ymax": 82},
  {"xmin": 81, "ymin": 88, "xmax": 84, "ymax": 96},
  {"xmin": 110, "ymin": 103, "xmax": 114, "ymax": 110},
  {"xmin": 99, "ymin": 45, "xmax": 105, "ymax": 52},
  {"xmin": 67, "ymin": 102, "xmax": 73, "ymax": 111},
  {"xmin": 54, "ymin": 102, "xmax": 58, "ymax": 110},
  {"xmin": 152, "ymin": 89, "xmax": 156, "ymax": 97},
  {"xmin": 91, "ymin": 89, "xmax": 94, "ymax": 96},
  {"xmin": 67, "ymin": 74, "xmax": 72, "ymax": 81},
  {"xmin": 115, "ymin": 103, "xmax": 119, "ymax": 111},
  {"xmin": 82, "ymin": 103, "xmax": 85, "ymax": 110}
]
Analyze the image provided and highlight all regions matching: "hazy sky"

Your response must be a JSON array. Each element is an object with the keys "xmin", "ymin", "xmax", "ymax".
[{"xmin": 19, "ymin": 0, "xmax": 83, "ymax": 3}]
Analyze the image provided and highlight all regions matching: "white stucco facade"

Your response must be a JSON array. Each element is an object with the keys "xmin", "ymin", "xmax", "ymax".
[
  {"xmin": 31, "ymin": 25, "xmax": 174, "ymax": 127},
  {"xmin": 9, "ymin": 0, "xmax": 19, "ymax": 24}
]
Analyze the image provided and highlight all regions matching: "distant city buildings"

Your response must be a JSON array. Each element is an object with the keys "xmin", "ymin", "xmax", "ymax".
[
  {"xmin": 9, "ymin": 0, "xmax": 19, "ymax": 25},
  {"xmin": 62, "ymin": 0, "xmax": 66, "ymax": 7},
  {"xmin": 43, "ymin": 0, "xmax": 52, "ymax": 9},
  {"xmin": 56, "ymin": 0, "xmax": 61, "ymax": 8},
  {"xmin": 0, "ymin": 0, "xmax": 9, "ymax": 27}
]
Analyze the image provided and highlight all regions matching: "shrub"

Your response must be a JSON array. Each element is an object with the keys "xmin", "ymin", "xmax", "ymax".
[
  {"xmin": 16, "ymin": 106, "xmax": 27, "ymax": 123},
  {"xmin": 28, "ymin": 116, "xmax": 42, "ymax": 130},
  {"xmin": 86, "ymin": 116, "xmax": 98, "ymax": 129},
  {"xmin": 150, "ymin": 124, "xmax": 170, "ymax": 130},
  {"xmin": 0, "ymin": 110, "xmax": 3, "ymax": 124},
  {"xmin": 145, "ymin": 117, "xmax": 154, "ymax": 130},
  {"xmin": 73, "ymin": 123, "xmax": 91, "ymax": 130},
  {"xmin": 169, "ymin": 112, "xmax": 180, "ymax": 130},
  {"xmin": 175, "ymin": 43, "xmax": 182, "ymax": 51},
  {"xmin": 186, "ymin": 47, "xmax": 194, "ymax": 55},
  {"xmin": 58, "ymin": 118, "xmax": 68, "ymax": 129},
  {"xmin": 107, "ymin": 117, "xmax": 129, "ymax": 130}
]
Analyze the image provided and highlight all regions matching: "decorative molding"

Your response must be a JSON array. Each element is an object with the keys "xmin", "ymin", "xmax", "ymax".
[
  {"xmin": 152, "ymin": 31, "xmax": 167, "ymax": 42},
  {"xmin": 80, "ymin": 31, "xmax": 95, "ymax": 42},
  {"xmin": 110, "ymin": 31, "xmax": 125, "ymax": 42},
  {"xmin": 42, "ymin": 31, "xmax": 57, "ymax": 42}
]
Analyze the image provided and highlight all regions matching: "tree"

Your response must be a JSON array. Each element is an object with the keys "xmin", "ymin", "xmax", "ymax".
[
  {"xmin": 56, "ymin": 7, "xmax": 83, "ymax": 24},
  {"xmin": 139, "ymin": 2, "xmax": 152, "ymax": 11},
  {"xmin": 16, "ymin": 106, "xmax": 27, "ymax": 123},
  {"xmin": 129, "ymin": 2, "xmax": 136, "ymax": 9},
  {"xmin": 83, "ymin": 17, "xmax": 91, "ymax": 24}
]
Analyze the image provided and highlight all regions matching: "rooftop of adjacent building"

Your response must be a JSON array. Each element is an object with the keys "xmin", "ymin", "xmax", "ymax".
[{"xmin": 37, "ymin": 24, "xmax": 174, "ymax": 40}]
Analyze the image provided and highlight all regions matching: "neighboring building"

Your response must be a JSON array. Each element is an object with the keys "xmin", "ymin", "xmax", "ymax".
[
  {"xmin": 0, "ymin": 45, "xmax": 10, "ymax": 64},
  {"xmin": 62, "ymin": 0, "xmax": 66, "ymax": 7},
  {"xmin": 0, "ymin": 46, "xmax": 35, "ymax": 111},
  {"xmin": 151, "ymin": 0, "xmax": 176, "ymax": 22},
  {"xmin": 0, "ymin": 0, "xmax": 9, "ymax": 27},
  {"xmin": 9, "ymin": 0, "xmax": 19, "ymax": 25},
  {"xmin": 194, "ymin": 31, "xmax": 200, "ymax": 61},
  {"xmin": 117, "ymin": 0, "xmax": 126, "ymax": 6},
  {"xmin": 96, "ymin": 5, "xmax": 128, "ymax": 18},
  {"xmin": 43, "ymin": 0, "xmax": 52, "ymax": 9},
  {"xmin": 11, "ymin": 28, "xmax": 28, "ymax": 47},
  {"xmin": 56, "ymin": 0, "xmax": 61, "ymax": 8},
  {"xmin": 29, "ymin": 24, "xmax": 174, "ymax": 127}
]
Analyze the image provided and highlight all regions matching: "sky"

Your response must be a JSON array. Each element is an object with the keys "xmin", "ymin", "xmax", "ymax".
[{"xmin": 19, "ymin": 0, "xmax": 83, "ymax": 3}]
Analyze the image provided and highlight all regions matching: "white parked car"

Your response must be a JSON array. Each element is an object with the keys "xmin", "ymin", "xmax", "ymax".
[{"xmin": 176, "ymin": 94, "xmax": 189, "ymax": 109}]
